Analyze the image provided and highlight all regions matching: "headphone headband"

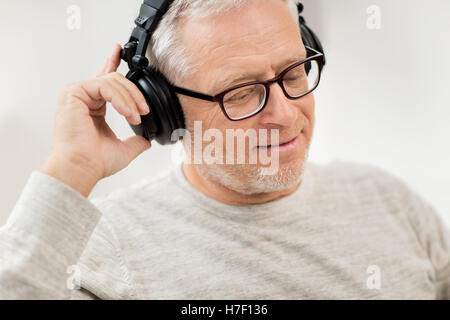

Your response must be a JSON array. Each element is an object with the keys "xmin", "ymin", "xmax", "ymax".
[
  {"xmin": 121, "ymin": 0, "xmax": 174, "ymax": 71},
  {"xmin": 122, "ymin": 1, "xmax": 319, "ymax": 71}
]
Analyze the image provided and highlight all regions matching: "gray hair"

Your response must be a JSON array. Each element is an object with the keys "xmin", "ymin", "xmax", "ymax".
[{"xmin": 146, "ymin": 0, "xmax": 301, "ymax": 85}]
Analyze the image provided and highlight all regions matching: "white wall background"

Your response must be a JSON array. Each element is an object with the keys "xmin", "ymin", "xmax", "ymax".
[{"xmin": 0, "ymin": 0, "xmax": 448, "ymax": 226}]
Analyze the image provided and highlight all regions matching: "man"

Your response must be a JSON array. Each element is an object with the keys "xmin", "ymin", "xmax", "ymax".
[{"xmin": 1, "ymin": 0, "xmax": 449, "ymax": 299}]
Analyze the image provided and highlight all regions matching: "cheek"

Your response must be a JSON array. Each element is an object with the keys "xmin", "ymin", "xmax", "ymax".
[
  {"xmin": 299, "ymin": 93, "xmax": 315, "ymax": 134},
  {"xmin": 181, "ymin": 97, "xmax": 220, "ymax": 129},
  {"xmin": 183, "ymin": 103, "xmax": 228, "ymax": 146},
  {"xmin": 300, "ymin": 93, "xmax": 315, "ymax": 117}
]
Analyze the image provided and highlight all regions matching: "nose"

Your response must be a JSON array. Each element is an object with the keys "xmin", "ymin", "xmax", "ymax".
[{"xmin": 259, "ymin": 82, "xmax": 298, "ymax": 127}]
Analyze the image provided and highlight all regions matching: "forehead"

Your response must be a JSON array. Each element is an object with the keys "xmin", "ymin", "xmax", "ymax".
[{"xmin": 179, "ymin": 0, "xmax": 303, "ymax": 84}]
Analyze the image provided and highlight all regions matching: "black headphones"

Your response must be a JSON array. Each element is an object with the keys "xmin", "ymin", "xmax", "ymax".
[{"xmin": 121, "ymin": 0, "xmax": 325, "ymax": 145}]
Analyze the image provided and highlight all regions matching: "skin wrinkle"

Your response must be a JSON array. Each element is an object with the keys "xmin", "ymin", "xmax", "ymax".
[
  {"xmin": 147, "ymin": 1, "xmax": 300, "ymax": 84},
  {"xmin": 178, "ymin": 0, "xmax": 315, "ymax": 206},
  {"xmin": 208, "ymin": 30, "xmax": 302, "ymax": 93}
]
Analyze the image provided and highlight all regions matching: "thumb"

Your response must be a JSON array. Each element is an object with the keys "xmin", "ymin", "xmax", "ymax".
[{"xmin": 121, "ymin": 135, "xmax": 152, "ymax": 162}]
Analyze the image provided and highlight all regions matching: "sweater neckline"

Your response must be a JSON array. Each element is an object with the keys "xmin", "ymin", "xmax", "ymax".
[{"xmin": 170, "ymin": 161, "xmax": 316, "ymax": 222}]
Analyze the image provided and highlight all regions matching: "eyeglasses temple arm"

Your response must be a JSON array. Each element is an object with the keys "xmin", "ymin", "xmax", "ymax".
[{"xmin": 170, "ymin": 85, "xmax": 216, "ymax": 102}]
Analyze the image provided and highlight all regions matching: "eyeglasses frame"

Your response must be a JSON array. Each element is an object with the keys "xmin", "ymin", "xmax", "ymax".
[{"xmin": 169, "ymin": 45, "xmax": 324, "ymax": 121}]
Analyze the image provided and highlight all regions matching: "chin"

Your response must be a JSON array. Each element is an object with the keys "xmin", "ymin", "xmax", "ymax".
[
  {"xmin": 251, "ymin": 155, "xmax": 307, "ymax": 194},
  {"xmin": 195, "ymin": 148, "xmax": 309, "ymax": 196}
]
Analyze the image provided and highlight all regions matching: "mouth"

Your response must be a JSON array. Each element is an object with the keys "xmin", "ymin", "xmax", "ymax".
[{"xmin": 256, "ymin": 134, "xmax": 300, "ymax": 152}]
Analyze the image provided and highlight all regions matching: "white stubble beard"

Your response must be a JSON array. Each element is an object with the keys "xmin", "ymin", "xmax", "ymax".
[{"xmin": 192, "ymin": 146, "xmax": 310, "ymax": 196}]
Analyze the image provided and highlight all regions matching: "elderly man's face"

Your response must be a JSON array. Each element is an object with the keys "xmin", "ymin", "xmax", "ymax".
[{"xmin": 178, "ymin": 0, "xmax": 314, "ymax": 195}]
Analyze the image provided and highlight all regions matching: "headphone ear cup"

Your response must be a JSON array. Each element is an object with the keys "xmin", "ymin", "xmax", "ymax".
[
  {"xmin": 143, "ymin": 71, "xmax": 178, "ymax": 145},
  {"xmin": 125, "ymin": 69, "xmax": 185, "ymax": 145},
  {"xmin": 141, "ymin": 68, "xmax": 186, "ymax": 145},
  {"xmin": 297, "ymin": 2, "xmax": 326, "ymax": 66},
  {"xmin": 300, "ymin": 23, "xmax": 326, "ymax": 65},
  {"xmin": 147, "ymin": 68, "xmax": 186, "ymax": 131},
  {"xmin": 142, "ymin": 75, "xmax": 173, "ymax": 145},
  {"xmin": 125, "ymin": 72, "xmax": 159, "ymax": 142},
  {"xmin": 300, "ymin": 23, "xmax": 314, "ymax": 48}
]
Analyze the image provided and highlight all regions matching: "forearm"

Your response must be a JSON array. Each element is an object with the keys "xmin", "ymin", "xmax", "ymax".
[{"xmin": 0, "ymin": 171, "xmax": 102, "ymax": 299}]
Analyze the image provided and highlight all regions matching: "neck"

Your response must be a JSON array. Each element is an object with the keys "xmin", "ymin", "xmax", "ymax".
[{"xmin": 181, "ymin": 162, "xmax": 300, "ymax": 206}]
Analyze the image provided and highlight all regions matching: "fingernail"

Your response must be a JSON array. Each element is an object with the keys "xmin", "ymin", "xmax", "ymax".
[
  {"xmin": 133, "ymin": 113, "xmax": 140, "ymax": 123},
  {"xmin": 140, "ymin": 102, "xmax": 150, "ymax": 114}
]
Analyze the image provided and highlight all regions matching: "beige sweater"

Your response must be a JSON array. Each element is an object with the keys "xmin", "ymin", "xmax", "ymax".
[{"xmin": 0, "ymin": 160, "xmax": 449, "ymax": 299}]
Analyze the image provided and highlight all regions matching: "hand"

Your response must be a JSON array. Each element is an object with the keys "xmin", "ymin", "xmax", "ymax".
[{"xmin": 40, "ymin": 44, "xmax": 151, "ymax": 197}]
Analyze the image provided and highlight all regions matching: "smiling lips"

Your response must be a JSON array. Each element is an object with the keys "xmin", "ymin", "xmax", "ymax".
[{"xmin": 256, "ymin": 134, "xmax": 300, "ymax": 152}]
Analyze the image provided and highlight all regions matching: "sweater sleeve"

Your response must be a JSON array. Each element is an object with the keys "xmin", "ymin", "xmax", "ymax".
[{"xmin": 0, "ymin": 170, "xmax": 103, "ymax": 299}]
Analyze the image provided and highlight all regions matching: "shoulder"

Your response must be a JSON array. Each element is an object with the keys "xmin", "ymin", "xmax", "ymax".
[
  {"xmin": 310, "ymin": 159, "xmax": 398, "ymax": 182},
  {"xmin": 312, "ymin": 159, "xmax": 449, "ymax": 249},
  {"xmin": 324, "ymin": 160, "xmax": 433, "ymax": 208},
  {"xmin": 307, "ymin": 159, "xmax": 437, "ymax": 220},
  {"xmin": 308, "ymin": 159, "xmax": 410, "ymax": 197}
]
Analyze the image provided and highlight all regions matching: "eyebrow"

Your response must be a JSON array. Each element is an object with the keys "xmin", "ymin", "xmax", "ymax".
[{"xmin": 211, "ymin": 52, "xmax": 307, "ymax": 94}]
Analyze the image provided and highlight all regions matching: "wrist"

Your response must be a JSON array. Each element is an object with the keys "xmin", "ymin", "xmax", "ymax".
[{"xmin": 39, "ymin": 154, "xmax": 100, "ymax": 198}]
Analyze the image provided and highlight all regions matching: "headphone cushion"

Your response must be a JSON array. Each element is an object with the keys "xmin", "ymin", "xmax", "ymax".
[
  {"xmin": 150, "ymin": 69, "xmax": 186, "ymax": 130},
  {"xmin": 137, "ymin": 73, "xmax": 174, "ymax": 145},
  {"xmin": 143, "ymin": 68, "xmax": 185, "ymax": 144},
  {"xmin": 144, "ymin": 71, "xmax": 177, "ymax": 134}
]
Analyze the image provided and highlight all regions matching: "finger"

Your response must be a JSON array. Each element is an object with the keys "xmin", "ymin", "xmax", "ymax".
[
  {"xmin": 106, "ymin": 77, "xmax": 143, "ymax": 122},
  {"xmin": 113, "ymin": 74, "xmax": 150, "ymax": 115},
  {"xmin": 95, "ymin": 44, "xmax": 122, "ymax": 78},
  {"xmin": 78, "ymin": 78, "xmax": 141, "ymax": 125},
  {"xmin": 105, "ymin": 43, "xmax": 122, "ymax": 73},
  {"xmin": 120, "ymin": 135, "xmax": 152, "ymax": 163},
  {"xmin": 95, "ymin": 51, "xmax": 113, "ymax": 77}
]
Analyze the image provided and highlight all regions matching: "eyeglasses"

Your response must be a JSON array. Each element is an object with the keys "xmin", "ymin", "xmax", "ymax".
[{"xmin": 170, "ymin": 46, "xmax": 324, "ymax": 121}]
